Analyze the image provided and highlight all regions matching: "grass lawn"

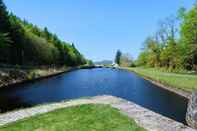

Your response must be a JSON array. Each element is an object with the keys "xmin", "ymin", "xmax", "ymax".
[
  {"xmin": 128, "ymin": 67, "xmax": 197, "ymax": 92},
  {"xmin": 0, "ymin": 104, "xmax": 146, "ymax": 131}
]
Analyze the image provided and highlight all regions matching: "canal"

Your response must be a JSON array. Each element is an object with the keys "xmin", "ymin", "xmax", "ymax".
[{"xmin": 0, "ymin": 68, "xmax": 188, "ymax": 123}]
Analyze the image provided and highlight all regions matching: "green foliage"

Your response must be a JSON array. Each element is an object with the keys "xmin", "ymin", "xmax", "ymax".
[
  {"xmin": 177, "ymin": 7, "xmax": 186, "ymax": 20},
  {"xmin": 144, "ymin": 37, "xmax": 162, "ymax": 67},
  {"xmin": 181, "ymin": 5, "xmax": 197, "ymax": 45},
  {"xmin": 115, "ymin": 50, "xmax": 122, "ymax": 65},
  {"xmin": 86, "ymin": 60, "xmax": 94, "ymax": 66},
  {"xmin": 23, "ymin": 32, "xmax": 60, "ymax": 65},
  {"xmin": 137, "ymin": 4, "xmax": 197, "ymax": 71},
  {"xmin": 0, "ymin": 0, "xmax": 11, "ymax": 33},
  {"xmin": 21, "ymin": 18, "xmax": 86, "ymax": 66},
  {"xmin": 181, "ymin": 5, "xmax": 197, "ymax": 70},
  {"xmin": 0, "ymin": 33, "xmax": 11, "ymax": 47},
  {"xmin": 160, "ymin": 38, "xmax": 184, "ymax": 69},
  {"xmin": 137, "ymin": 51, "xmax": 149, "ymax": 66},
  {"xmin": 138, "ymin": 34, "xmax": 185, "ymax": 70},
  {"xmin": 0, "ymin": 0, "xmax": 86, "ymax": 66},
  {"xmin": 119, "ymin": 53, "xmax": 134, "ymax": 67}
]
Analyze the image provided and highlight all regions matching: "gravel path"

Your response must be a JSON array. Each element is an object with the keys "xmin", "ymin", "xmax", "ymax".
[{"xmin": 0, "ymin": 95, "xmax": 195, "ymax": 131}]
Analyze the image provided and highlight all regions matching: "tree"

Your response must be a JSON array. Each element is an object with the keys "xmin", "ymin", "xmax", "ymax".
[
  {"xmin": 43, "ymin": 27, "xmax": 51, "ymax": 41},
  {"xmin": 0, "ymin": 0, "xmax": 13, "ymax": 64},
  {"xmin": 143, "ymin": 36, "xmax": 162, "ymax": 67},
  {"xmin": 120, "ymin": 53, "xmax": 134, "ymax": 67},
  {"xmin": 137, "ymin": 14, "xmax": 182, "ymax": 69},
  {"xmin": 181, "ymin": 4, "xmax": 197, "ymax": 70},
  {"xmin": 115, "ymin": 50, "xmax": 122, "ymax": 65},
  {"xmin": 177, "ymin": 7, "xmax": 186, "ymax": 20},
  {"xmin": 9, "ymin": 14, "xmax": 26, "ymax": 64},
  {"xmin": 0, "ymin": 0, "xmax": 11, "ymax": 33},
  {"xmin": 137, "ymin": 51, "xmax": 149, "ymax": 66},
  {"xmin": 157, "ymin": 15, "xmax": 178, "ymax": 45},
  {"xmin": 160, "ymin": 37, "xmax": 183, "ymax": 69},
  {"xmin": 0, "ymin": 33, "xmax": 11, "ymax": 47},
  {"xmin": 87, "ymin": 60, "xmax": 94, "ymax": 66}
]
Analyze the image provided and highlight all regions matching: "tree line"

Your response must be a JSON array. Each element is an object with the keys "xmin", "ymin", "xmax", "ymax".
[
  {"xmin": 136, "ymin": 4, "xmax": 197, "ymax": 71},
  {"xmin": 0, "ymin": 0, "xmax": 86, "ymax": 67}
]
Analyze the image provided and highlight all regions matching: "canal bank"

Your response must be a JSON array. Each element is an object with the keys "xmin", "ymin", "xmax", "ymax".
[
  {"xmin": 0, "ymin": 96, "xmax": 194, "ymax": 131},
  {"xmin": 119, "ymin": 67, "xmax": 197, "ymax": 128},
  {"xmin": 122, "ymin": 67, "xmax": 193, "ymax": 99},
  {"xmin": 0, "ymin": 66, "xmax": 68, "ymax": 89},
  {"xmin": 0, "ymin": 65, "xmax": 97, "ymax": 89}
]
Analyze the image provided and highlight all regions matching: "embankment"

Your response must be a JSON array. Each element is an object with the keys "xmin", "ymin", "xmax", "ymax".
[
  {"xmin": 120, "ymin": 67, "xmax": 193, "ymax": 99},
  {"xmin": 0, "ymin": 65, "xmax": 98, "ymax": 89}
]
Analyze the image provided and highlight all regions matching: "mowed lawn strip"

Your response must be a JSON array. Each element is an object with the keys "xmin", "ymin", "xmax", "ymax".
[
  {"xmin": 0, "ymin": 104, "xmax": 146, "ymax": 131},
  {"xmin": 128, "ymin": 67, "xmax": 197, "ymax": 92}
]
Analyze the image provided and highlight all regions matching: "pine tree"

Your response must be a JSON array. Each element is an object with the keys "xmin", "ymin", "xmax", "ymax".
[
  {"xmin": 115, "ymin": 50, "xmax": 122, "ymax": 65},
  {"xmin": 0, "ymin": 0, "xmax": 11, "ymax": 33},
  {"xmin": 0, "ymin": 32, "xmax": 11, "ymax": 47}
]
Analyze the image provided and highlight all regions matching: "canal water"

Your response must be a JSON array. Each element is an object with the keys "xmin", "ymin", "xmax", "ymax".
[{"xmin": 0, "ymin": 68, "xmax": 188, "ymax": 123}]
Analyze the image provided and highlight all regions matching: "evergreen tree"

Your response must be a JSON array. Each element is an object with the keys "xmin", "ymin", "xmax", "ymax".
[
  {"xmin": 0, "ymin": 32, "xmax": 11, "ymax": 47},
  {"xmin": 0, "ymin": 0, "xmax": 11, "ymax": 33},
  {"xmin": 115, "ymin": 50, "xmax": 122, "ymax": 65},
  {"xmin": 44, "ymin": 27, "xmax": 50, "ymax": 41}
]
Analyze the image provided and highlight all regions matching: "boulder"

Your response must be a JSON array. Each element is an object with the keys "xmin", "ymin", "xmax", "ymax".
[{"xmin": 186, "ymin": 91, "xmax": 197, "ymax": 129}]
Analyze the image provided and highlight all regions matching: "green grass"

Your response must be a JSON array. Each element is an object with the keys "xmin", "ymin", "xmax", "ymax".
[
  {"xmin": 127, "ymin": 67, "xmax": 197, "ymax": 92},
  {"xmin": 0, "ymin": 104, "xmax": 146, "ymax": 131}
]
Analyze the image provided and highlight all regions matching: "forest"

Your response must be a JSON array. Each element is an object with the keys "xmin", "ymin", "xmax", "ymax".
[
  {"xmin": 136, "ymin": 4, "xmax": 197, "ymax": 71},
  {"xmin": 0, "ymin": 0, "xmax": 86, "ymax": 67}
]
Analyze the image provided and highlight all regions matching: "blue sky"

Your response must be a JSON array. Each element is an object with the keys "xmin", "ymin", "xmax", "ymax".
[{"xmin": 4, "ymin": 0, "xmax": 195, "ymax": 61}]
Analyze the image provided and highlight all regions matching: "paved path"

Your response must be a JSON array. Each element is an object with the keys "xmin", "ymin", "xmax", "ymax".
[{"xmin": 0, "ymin": 95, "xmax": 195, "ymax": 131}]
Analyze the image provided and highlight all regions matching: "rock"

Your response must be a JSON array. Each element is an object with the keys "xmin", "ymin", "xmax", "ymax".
[{"xmin": 186, "ymin": 91, "xmax": 197, "ymax": 129}]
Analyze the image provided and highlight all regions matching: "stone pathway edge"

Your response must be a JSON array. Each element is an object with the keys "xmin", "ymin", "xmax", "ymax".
[{"xmin": 0, "ymin": 95, "xmax": 195, "ymax": 131}]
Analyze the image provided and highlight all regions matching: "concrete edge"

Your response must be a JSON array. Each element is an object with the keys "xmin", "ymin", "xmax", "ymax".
[{"xmin": 0, "ymin": 95, "xmax": 195, "ymax": 131}]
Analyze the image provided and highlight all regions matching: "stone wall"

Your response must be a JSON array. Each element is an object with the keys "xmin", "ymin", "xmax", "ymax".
[{"xmin": 186, "ymin": 92, "xmax": 197, "ymax": 129}]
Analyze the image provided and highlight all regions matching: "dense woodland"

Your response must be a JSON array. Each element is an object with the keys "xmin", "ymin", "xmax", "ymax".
[
  {"xmin": 136, "ymin": 4, "xmax": 197, "ymax": 71},
  {"xmin": 0, "ymin": 0, "xmax": 86, "ymax": 67}
]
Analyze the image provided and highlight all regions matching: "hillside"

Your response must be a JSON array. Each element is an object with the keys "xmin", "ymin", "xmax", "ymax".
[{"xmin": 0, "ymin": 0, "xmax": 86, "ymax": 67}]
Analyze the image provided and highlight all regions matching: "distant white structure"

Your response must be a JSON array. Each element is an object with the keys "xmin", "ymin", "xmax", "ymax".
[{"xmin": 112, "ymin": 62, "xmax": 118, "ymax": 68}]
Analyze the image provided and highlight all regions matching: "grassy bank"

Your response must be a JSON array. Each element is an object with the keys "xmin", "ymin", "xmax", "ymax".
[
  {"xmin": 0, "ymin": 66, "xmax": 68, "ymax": 88},
  {"xmin": 0, "ymin": 104, "xmax": 146, "ymax": 131},
  {"xmin": 0, "ymin": 65, "xmax": 101, "ymax": 88},
  {"xmin": 127, "ymin": 67, "xmax": 197, "ymax": 93}
]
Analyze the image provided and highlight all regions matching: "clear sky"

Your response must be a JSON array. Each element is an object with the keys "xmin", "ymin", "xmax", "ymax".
[{"xmin": 4, "ymin": 0, "xmax": 195, "ymax": 61}]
